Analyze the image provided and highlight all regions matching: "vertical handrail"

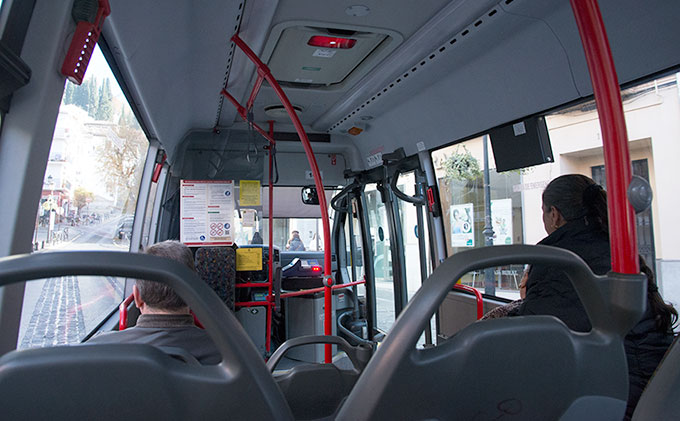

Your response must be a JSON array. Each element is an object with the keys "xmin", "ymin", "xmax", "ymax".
[
  {"xmin": 230, "ymin": 35, "xmax": 334, "ymax": 362},
  {"xmin": 119, "ymin": 293, "xmax": 135, "ymax": 330},
  {"xmin": 266, "ymin": 121, "xmax": 275, "ymax": 354},
  {"xmin": 452, "ymin": 284, "xmax": 483, "ymax": 320},
  {"xmin": 570, "ymin": 0, "xmax": 639, "ymax": 274}
]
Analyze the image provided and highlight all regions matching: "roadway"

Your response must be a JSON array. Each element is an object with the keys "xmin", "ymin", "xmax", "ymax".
[{"xmin": 18, "ymin": 216, "xmax": 128, "ymax": 349}]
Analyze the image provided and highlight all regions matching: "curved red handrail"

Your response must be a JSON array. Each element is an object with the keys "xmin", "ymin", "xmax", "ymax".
[
  {"xmin": 280, "ymin": 280, "xmax": 366, "ymax": 299},
  {"xmin": 118, "ymin": 293, "xmax": 135, "ymax": 330},
  {"xmin": 453, "ymin": 284, "xmax": 483, "ymax": 320},
  {"xmin": 228, "ymin": 34, "xmax": 334, "ymax": 362},
  {"xmin": 570, "ymin": 0, "xmax": 639, "ymax": 274}
]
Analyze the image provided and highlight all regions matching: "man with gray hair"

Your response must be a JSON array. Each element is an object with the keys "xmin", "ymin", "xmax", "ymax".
[{"xmin": 87, "ymin": 240, "xmax": 220, "ymax": 364}]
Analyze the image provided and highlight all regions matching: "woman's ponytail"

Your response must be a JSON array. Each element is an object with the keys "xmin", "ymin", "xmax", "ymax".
[
  {"xmin": 582, "ymin": 183, "xmax": 608, "ymax": 233},
  {"xmin": 640, "ymin": 256, "xmax": 678, "ymax": 333}
]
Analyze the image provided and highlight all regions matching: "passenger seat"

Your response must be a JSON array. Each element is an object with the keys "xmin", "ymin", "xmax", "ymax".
[{"xmin": 195, "ymin": 246, "xmax": 236, "ymax": 311}]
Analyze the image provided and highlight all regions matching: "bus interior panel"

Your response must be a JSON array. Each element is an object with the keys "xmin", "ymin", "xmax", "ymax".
[{"xmin": 1, "ymin": 0, "xmax": 679, "ymax": 419}]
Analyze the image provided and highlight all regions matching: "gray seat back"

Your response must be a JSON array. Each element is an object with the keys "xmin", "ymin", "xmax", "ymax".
[
  {"xmin": 337, "ymin": 245, "xmax": 646, "ymax": 420},
  {"xmin": 0, "ymin": 251, "xmax": 292, "ymax": 420},
  {"xmin": 632, "ymin": 335, "xmax": 680, "ymax": 420}
]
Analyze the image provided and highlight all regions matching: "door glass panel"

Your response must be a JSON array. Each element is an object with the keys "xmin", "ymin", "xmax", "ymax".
[
  {"xmin": 395, "ymin": 171, "xmax": 435, "ymax": 347},
  {"xmin": 344, "ymin": 198, "xmax": 366, "ymax": 296},
  {"xmin": 365, "ymin": 183, "xmax": 394, "ymax": 332},
  {"xmin": 395, "ymin": 172, "xmax": 430, "ymax": 301}
]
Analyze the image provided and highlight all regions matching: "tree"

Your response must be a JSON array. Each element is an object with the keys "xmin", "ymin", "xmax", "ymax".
[
  {"xmin": 95, "ymin": 78, "xmax": 113, "ymax": 121},
  {"xmin": 96, "ymin": 125, "xmax": 147, "ymax": 213},
  {"xmin": 62, "ymin": 82, "xmax": 74, "ymax": 105},
  {"xmin": 87, "ymin": 78, "xmax": 99, "ymax": 118},
  {"xmin": 73, "ymin": 187, "xmax": 94, "ymax": 213},
  {"xmin": 118, "ymin": 108, "xmax": 127, "ymax": 126},
  {"xmin": 71, "ymin": 79, "xmax": 89, "ymax": 110}
]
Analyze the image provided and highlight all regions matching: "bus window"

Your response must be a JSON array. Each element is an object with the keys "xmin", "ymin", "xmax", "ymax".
[
  {"xmin": 432, "ymin": 137, "xmax": 524, "ymax": 299},
  {"xmin": 364, "ymin": 183, "xmax": 394, "ymax": 332},
  {"xmin": 432, "ymin": 72, "xmax": 680, "ymax": 309},
  {"xmin": 18, "ymin": 45, "xmax": 149, "ymax": 349},
  {"xmin": 542, "ymin": 73, "xmax": 680, "ymax": 308}
]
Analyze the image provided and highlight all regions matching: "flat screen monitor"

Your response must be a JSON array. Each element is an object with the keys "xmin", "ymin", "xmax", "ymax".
[{"xmin": 488, "ymin": 116, "xmax": 554, "ymax": 172}]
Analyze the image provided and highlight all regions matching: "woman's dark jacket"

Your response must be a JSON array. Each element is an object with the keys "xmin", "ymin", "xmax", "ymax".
[
  {"xmin": 507, "ymin": 218, "xmax": 610, "ymax": 331},
  {"xmin": 507, "ymin": 218, "xmax": 674, "ymax": 417}
]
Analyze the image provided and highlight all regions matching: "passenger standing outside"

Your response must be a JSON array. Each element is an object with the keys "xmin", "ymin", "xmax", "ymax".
[
  {"xmin": 286, "ymin": 230, "xmax": 305, "ymax": 251},
  {"xmin": 87, "ymin": 240, "xmax": 221, "ymax": 365}
]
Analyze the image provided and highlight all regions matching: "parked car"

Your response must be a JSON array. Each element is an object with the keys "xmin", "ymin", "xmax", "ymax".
[{"xmin": 115, "ymin": 216, "xmax": 134, "ymax": 240}]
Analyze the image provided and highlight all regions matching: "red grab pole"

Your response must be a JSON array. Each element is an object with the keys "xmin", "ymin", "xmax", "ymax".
[
  {"xmin": 570, "ymin": 0, "xmax": 639, "ymax": 274},
  {"xmin": 453, "ymin": 284, "xmax": 483, "ymax": 320},
  {"xmin": 266, "ymin": 121, "xmax": 275, "ymax": 354},
  {"xmin": 231, "ymin": 35, "xmax": 335, "ymax": 362}
]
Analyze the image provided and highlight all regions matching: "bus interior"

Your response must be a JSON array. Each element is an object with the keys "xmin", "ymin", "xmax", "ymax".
[{"xmin": 0, "ymin": 0, "xmax": 679, "ymax": 419}]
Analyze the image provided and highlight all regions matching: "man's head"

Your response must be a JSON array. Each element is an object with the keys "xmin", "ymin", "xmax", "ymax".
[{"xmin": 134, "ymin": 240, "xmax": 194, "ymax": 314}]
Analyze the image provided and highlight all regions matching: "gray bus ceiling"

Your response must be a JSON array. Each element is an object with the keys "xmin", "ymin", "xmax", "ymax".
[{"xmin": 98, "ymin": 0, "xmax": 680, "ymax": 170}]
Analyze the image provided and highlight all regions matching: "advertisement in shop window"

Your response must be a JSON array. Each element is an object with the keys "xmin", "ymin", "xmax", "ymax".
[
  {"xmin": 450, "ymin": 203, "xmax": 474, "ymax": 247},
  {"xmin": 491, "ymin": 198, "xmax": 513, "ymax": 245}
]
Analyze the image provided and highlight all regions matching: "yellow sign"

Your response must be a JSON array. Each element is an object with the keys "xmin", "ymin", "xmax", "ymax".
[
  {"xmin": 236, "ymin": 247, "xmax": 262, "ymax": 271},
  {"xmin": 239, "ymin": 180, "xmax": 261, "ymax": 206}
]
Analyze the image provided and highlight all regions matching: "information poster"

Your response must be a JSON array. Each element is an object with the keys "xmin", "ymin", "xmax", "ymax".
[
  {"xmin": 241, "ymin": 209, "xmax": 256, "ymax": 227},
  {"xmin": 239, "ymin": 180, "xmax": 261, "ymax": 206},
  {"xmin": 450, "ymin": 203, "xmax": 474, "ymax": 247},
  {"xmin": 180, "ymin": 180, "xmax": 234, "ymax": 246},
  {"xmin": 236, "ymin": 247, "xmax": 262, "ymax": 271},
  {"xmin": 491, "ymin": 198, "xmax": 513, "ymax": 245}
]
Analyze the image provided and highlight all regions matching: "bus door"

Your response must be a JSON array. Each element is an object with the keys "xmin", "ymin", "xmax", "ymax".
[
  {"xmin": 363, "ymin": 181, "xmax": 396, "ymax": 335},
  {"xmin": 331, "ymin": 183, "xmax": 372, "ymax": 342},
  {"xmin": 358, "ymin": 154, "xmax": 434, "ymax": 342},
  {"xmin": 390, "ymin": 169, "xmax": 435, "ymax": 345}
]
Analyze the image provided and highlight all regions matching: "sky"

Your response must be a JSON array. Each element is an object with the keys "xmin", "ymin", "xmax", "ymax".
[{"xmin": 81, "ymin": 45, "xmax": 125, "ymax": 101}]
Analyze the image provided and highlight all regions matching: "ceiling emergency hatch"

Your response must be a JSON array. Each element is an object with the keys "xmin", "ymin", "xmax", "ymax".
[{"xmin": 266, "ymin": 26, "xmax": 389, "ymax": 87}]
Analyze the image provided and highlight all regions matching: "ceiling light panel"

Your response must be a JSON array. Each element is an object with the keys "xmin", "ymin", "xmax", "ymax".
[{"xmin": 268, "ymin": 26, "xmax": 387, "ymax": 86}]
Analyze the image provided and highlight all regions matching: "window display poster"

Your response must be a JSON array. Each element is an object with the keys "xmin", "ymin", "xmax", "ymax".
[
  {"xmin": 239, "ymin": 180, "xmax": 261, "ymax": 206},
  {"xmin": 450, "ymin": 203, "xmax": 474, "ymax": 247},
  {"xmin": 491, "ymin": 198, "xmax": 513, "ymax": 245},
  {"xmin": 241, "ymin": 209, "xmax": 256, "ymax": 227},
  {"xmin": 180, "ymin": 180, "xmax": 234, "ymax": 246}
]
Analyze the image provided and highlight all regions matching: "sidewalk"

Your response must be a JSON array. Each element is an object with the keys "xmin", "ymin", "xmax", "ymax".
[{"xmin": 32, "ymin": 223, "xmax": 82, "ymax": 250}]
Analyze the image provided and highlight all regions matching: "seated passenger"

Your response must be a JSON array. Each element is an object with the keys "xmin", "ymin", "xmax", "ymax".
[
  {"xmin": 87, "ymin": 240, "xmax": 221, "ymax": 365},
  {"xmin": 480, "ymin": 267, "xmax": 528, "ymax": 320},
  {"xmin": 505, "ymin": 174, "xmax": 676, "ymax": 418}
]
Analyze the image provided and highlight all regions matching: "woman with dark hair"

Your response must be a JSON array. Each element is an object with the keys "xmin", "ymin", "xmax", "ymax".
[
  {"xmin": 508, "ymin": 174, "xmax": 611, "ymax": 331},
  {"xmin": 626, "ymin": 256, "xmax": 677, "ymax": 419},
  {"xmin": 507, "ymin": 174, "xmax": 676, "ymax": 418}
]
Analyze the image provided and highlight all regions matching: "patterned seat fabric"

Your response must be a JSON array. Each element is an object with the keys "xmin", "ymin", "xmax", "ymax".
[{"xmin": 195, "ymin": 247, "xmax": 236, "ymax": 311}]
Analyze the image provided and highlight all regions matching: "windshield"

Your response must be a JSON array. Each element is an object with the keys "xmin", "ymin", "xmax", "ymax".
[{"xmin": 229, "ymin": 185, "xmax": 336, "ymax": 251}]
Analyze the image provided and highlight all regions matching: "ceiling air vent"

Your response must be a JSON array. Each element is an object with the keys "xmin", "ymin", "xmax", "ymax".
[
  {"xmin": 264, "ymin": 104, "xmax": 303, "ymax": 119},
  {"xmin": 267, "ymin": 26, "xmax": 388, "ymax": 87}
]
